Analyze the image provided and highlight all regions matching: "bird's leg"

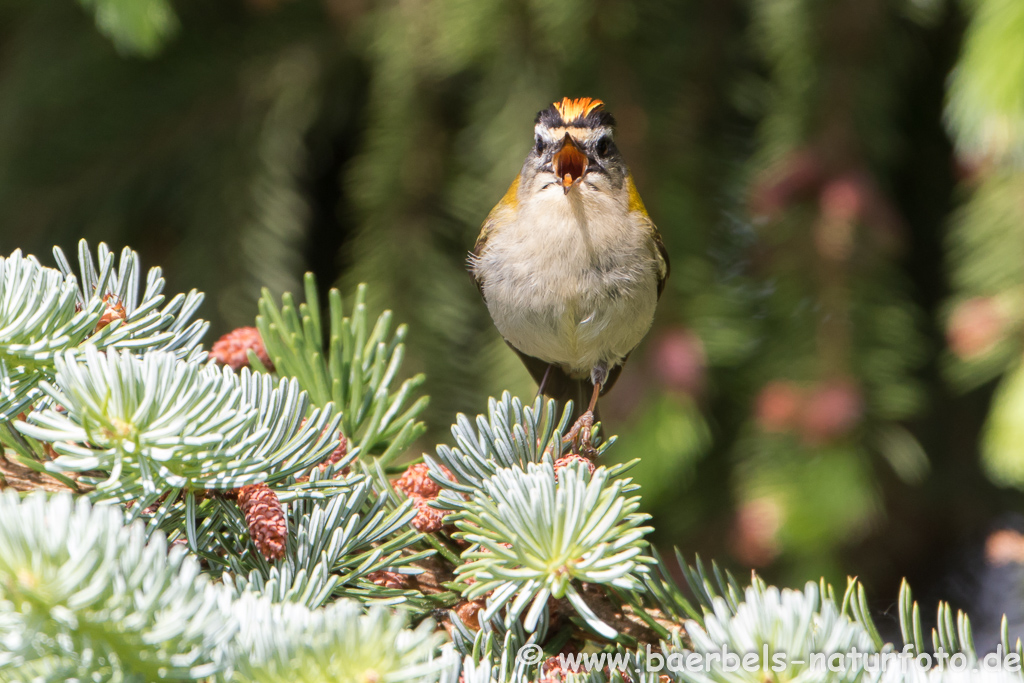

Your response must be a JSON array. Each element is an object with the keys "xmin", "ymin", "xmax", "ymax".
[
  {"xmin": 562, "ymin": 363, "xmax": 607, "ymax": 458},
  {"xmin": 536, "ymin": 364, "xmax": 553, "ymax": 399},
  {"xmin": 536, "ymin": 365, "xmax": 555, "ymax": 452},
  {"xmin": 586, "ymin": 377, "xmax": 601, "ymax": 415}
]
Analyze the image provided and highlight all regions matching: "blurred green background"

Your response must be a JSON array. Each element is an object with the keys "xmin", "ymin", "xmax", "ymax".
[{"xmin": 6, "ymin": 0, "xmax": 1024, "ymax": 640}]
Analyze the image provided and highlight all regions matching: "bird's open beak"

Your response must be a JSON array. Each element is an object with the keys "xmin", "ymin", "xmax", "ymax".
[{"xmin": 552, "ymin": 133, "xmax": 588, "ymax": 194}]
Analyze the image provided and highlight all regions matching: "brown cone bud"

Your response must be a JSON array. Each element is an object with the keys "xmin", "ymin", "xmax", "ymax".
[
  {"xmin": 540, "ymin": 643, "xmax": 583, "ymax": 683},
  {"xmin": 236, "ymin": 483, "xmax": 287, "ymax": 560},
  {"xmin": 553, "ymin": 453, "xmax": 596, "ymax": 482},
  {"xmin": 94, "ymin": 294, "xmax": 127, "ymax": 333},
  {"xmin": 393, "ymin": 463, "xmax": 455, "ymax": 534},
  {"xmin": 211, "ymin": 327, "xmax": 275, "ymax": 372},
  {"xmin": 367, "ymin": 570, "xmax": 411, "ymax": 590},
  {"xmin": 393, "ymin": 462, "xmax": 454, "ymax": 499},
  {"xmin": 410, "ymin": 497, "xmax": 446, "ymax": 534},
  {"xmin": 320, "ymin": 433, "xmax": 349, "ymax": 473},
  {"xmin": 454, "ymin": 599, "xmax": 487, "ymax": 630}
]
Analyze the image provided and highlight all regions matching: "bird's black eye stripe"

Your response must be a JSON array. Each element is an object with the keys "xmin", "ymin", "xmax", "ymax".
[
  {"xmin": 535, "ymin": 136, "xmax": 546, "ymax": 154},
  {"xmin": 595, "ymin": 136, "xmax": 611, "ymax": 157}
]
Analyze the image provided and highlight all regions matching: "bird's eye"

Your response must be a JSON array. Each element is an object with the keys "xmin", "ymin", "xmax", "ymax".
[
  {"xmin": 535, "ymin": 137, "xmax": 546, "ymax": 154},
  {"xmin": 595, "ymin": 136, "xmax": 611, "ymax": 157}
]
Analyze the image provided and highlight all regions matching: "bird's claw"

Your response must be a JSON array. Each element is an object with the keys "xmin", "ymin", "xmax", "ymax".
[{"xmin": 562, "ymin": 410, "xmax": 596, "ymax": 458}]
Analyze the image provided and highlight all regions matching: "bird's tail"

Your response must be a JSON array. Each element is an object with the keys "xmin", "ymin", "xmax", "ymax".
[
  {"xmin": 505, "ymin": 343, "xmax": 621, "ymax": 424},
  {"xmin": 544, "ymin": 375, "xmax": 596, "ymax": 424},
  {"xmin": 537, "ymin": 365, "xmax": 618, "ymax": 425}
]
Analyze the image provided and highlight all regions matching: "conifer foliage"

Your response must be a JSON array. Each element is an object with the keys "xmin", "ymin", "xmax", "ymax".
[
  {"xmin": 5, "ymin": 0, "xmax": 1024, "ymax": 680},
  {"xmin": 0, "ymin": 240, "xmax": 1018, "ymax": 682}
]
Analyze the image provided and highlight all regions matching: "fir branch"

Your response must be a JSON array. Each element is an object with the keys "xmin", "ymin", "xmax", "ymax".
[
  {"xmin": 0, "ymin": 491, "xmax": 232, "ymax": 681},
  {"xmin": 0, "ymin": 250, "xmax": 104, "ymax": 420},
  {"xmin": 427, "ymin": 392, "xmax": 616, "ymax": 504},
  {"xmin": 257, "ymin": 275, "xmax": 428, "ymax": 461},
  {"xmin": 17, "ymin": 347, "xmax": 337, "ymax": 495},
  {"xmin": 221, "ymin": 478, "xmax": 428, "ymax": 608},
  {"xmin": 673, "ymin": 581, "xmax": 879, "ymax": 683},
  {"xmin": 53, "ymin": 240, "xmax": 208, "ymax": 362},
  {"xmin": 224, "ymin": 593, "xmax": 454, "ymax": 683},
  {"xmin": 448, "ymin": 461, "xmax": 652, "ymax": 639}
]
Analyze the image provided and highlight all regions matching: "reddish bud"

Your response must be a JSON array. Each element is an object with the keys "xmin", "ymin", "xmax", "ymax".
[
  {"xmin": 730, "ymin": 497, "xmax": 783, "ymax": 567},
  {"xmin": 755, "ymin": 381, "xmax": 802, "ymax": 433},
  {"xmin": 553, "ymin": 453, "xmax": 596, "ymax": 482},
  {"xmin": 410, "ymin": 498, "xmax": 446, "ymax": 534},
  {"xmin": 986, "ymin": 529, "xmax": 1024, "ymax": 566},
  {"xmin": 948, "ymin": 297, "xmax": 1006, "ymax": 360},
  {"xmin": 541, "ymin": 643, "xmax": 583, "ymax": 683},
  {"xmin": 320, "ymin": 433, "xmax": 349, "ymax": 474},
  {"xmin": 798, "ymin": 380, "xmax": 862, "ymax": 444},
  {"xmin": 454, "ymin": 599, "xmax": 487, "ymax": 630},
  {"xmin": 94, "ymin": 294, "xmax": 127, "ymax": 333},
  {"xmin": 210, "ymin": 327, "xmax": 275, "ymax": 372},
  {"xmin": 367, "ymin": 570, "xmax": 411, "ymax": 590},
  {"xmin": 393, "ymin": 463, "xmax": 454, "ymax": 499},
  {"xmin": 814, "ymin": 177, "xmax": 866, "ymax": 261},
  {"xmin": 236, "ymin": 483, "xmax": 287, "ymax": 560},
  {"xmin": 749, "ymin": 150, "xmax": 824, "ymax": 219},
  {"xmin": 819, "ymin": 177, "xmax": 865, "ymax": 224},
  {"xmin": 650, "ymin": 327, "xmax": 706, "ymax": 396},
  {"xmin": 953, "ymin": 153, "xmax": 994, "ymax": 186}
]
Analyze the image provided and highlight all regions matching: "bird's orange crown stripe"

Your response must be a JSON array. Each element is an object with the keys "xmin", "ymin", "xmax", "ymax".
[{"xmin": 553, "ymin": 97, "xmax": 604, "ymax": 123}]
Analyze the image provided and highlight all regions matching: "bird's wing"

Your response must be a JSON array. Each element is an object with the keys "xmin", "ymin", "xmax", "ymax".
[
  {"xmin": 653, "ymin": 225, "xmax": 670, "ymax": 298},
  {"xmin": 626, "ymin": 173, "xmax": 670, "ymax": 298},
  {"xmin": 468, "ymin": 174, "xmax": 521, "ymax": 299}
]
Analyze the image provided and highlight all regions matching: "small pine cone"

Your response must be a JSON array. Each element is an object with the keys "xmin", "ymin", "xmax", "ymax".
[
  {"xmin": 236, "ymin": 483, "xmax": 287, "ymax": 560},
  {"xmin": 367, "ymin": 570, "xmax": 411, "ymax": 590},
  {"xmin": 411, "ymin": 497, "xmax": 446, "ymax": 533},
  {"xmin": 319, "ymin": 433, "xmax": 349, "ymax": 473},
  {"xmin": 540, "ymin": 645, "xmax": 583, "ymax": 683},
  {"xmin": 540, "ymin": 657, "xmax": 565, "ymax": 683},
  {"xmin": 393, "ymin": 463, "xmax": 454, "ymax": 499},
  {"xmin": 210, "ymin": 326, "xmax": 275, "ymax": 372},
  {"xmin": 454, "ymin": 599, "xmax": 487, "ymax": 630},
  {"xmin": 553, "ymin": 453, "xmax": 595, "ymax": 482},
  {"xmin": 94, "ymin": 294, "xmax": 127, "ymax": 333}
]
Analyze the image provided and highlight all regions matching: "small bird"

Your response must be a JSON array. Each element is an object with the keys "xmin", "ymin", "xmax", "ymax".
[{"xmin": 469, "ymin": 97, "xmax": 669, "ymax": 439}]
